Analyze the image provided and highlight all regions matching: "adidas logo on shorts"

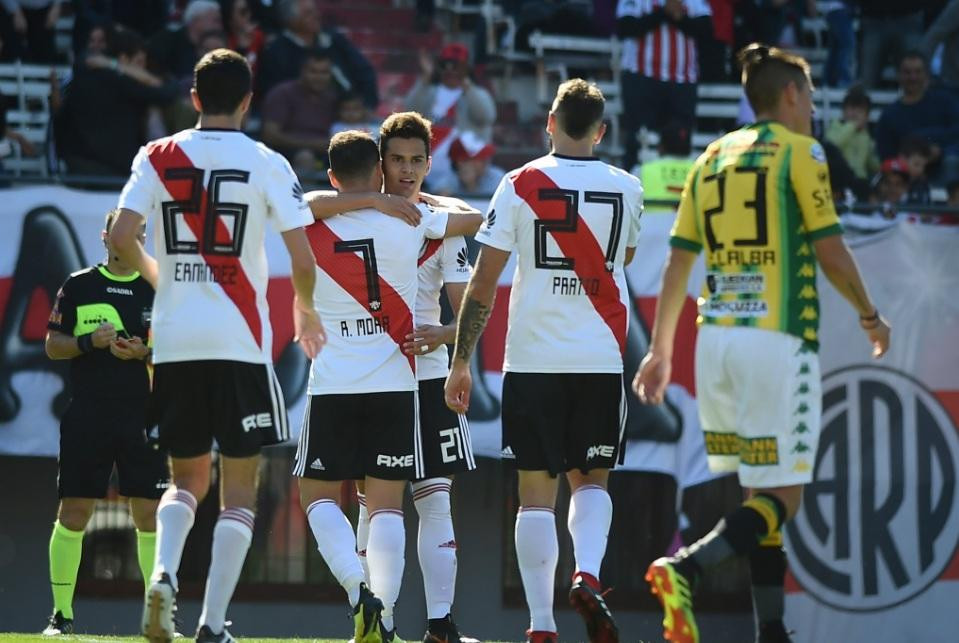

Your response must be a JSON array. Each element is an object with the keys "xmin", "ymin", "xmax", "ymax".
[
  {"xmin": 310, "ymin": 458, "xmax": 325, "ymax": 470},
  {"xmin": 501, "ymin": 446, "xmax": 516, "ymax": 459}
]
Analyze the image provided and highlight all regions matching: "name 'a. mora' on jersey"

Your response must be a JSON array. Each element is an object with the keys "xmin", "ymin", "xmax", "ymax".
[
  {"xmin": 118, "ymin": 128, "xmax": 314, "ymax": 365},
  {"xmin": 476, "ymin": 154, "xmax": 644, "ymax": 373},
  {"xmin": 306, "ymin": 205, "xmax": 449, "ymax": 395}
]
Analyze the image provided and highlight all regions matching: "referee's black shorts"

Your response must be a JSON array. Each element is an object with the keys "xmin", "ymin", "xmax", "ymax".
[
  {"xmin": 501, "ymin": 372, "xmax": 627, "ymax": 476},
  {"xmin": 58, "ymin": 396, "xmax": 169, "ymax": 500},
  {"xmin": 152, "ymin": 360, "xmax": 289, "ymax": 459}
]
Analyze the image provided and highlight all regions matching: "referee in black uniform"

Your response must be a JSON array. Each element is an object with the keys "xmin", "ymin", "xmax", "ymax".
[{"xmin": 41, "ymin": 209, "xmax": 169, "ymax": 636}]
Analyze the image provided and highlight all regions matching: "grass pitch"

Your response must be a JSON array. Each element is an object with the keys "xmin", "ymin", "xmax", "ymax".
[{"xmin": 0, "ymin": 637, "xmax": 348, "ymax": 642}]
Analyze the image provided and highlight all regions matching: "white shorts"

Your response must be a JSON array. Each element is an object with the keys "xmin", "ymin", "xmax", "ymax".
[{"xmin": 695, "ymin": 325, "xmax": 821, "ymax": 488}]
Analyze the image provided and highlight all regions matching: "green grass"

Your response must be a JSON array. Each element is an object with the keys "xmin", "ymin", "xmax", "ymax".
[{"xmin": 0, "ymin": 637, "xmax": 348, "ymax": 642}]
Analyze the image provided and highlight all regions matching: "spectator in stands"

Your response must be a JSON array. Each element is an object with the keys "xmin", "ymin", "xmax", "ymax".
[
  {"xmin": 616, "ymin": 0, "xmax": 713, "ymax": 171},
  {"xmin": 220, "ymin": 0, "xmax": 265, "ymax": 84},
  {"xmin": 147, "ymin": 0, "xmax": 222, "ymax": 80},
  {"xmin": 55, "ymin": 25, "xmax": 176, "ymax": 178},
  {"xmin": 0, "ymin": 0, "xmax": 61, "ymax": 63},
  {"xmin": 921, "ymin": 0, "xmax": 959, "ymax": 95},
  {"xmin": 872, "ymin": 157, "xmax": 910, "ymax": 205},
  {"xmin": 821, "ymin": 137, "xmax": 870, "ymax": 204},
  {"xmin": 329, "ymin": 91, "xmax": 381, "ymax": 139},
  {"xmin": 822, "ymin": 0, "xmax": 855, "ymax": 87},
  {"xmin": 825, "ymin": 85, "xmax": 879, "ymax": 180},
  {"xmin": 256, "ymin": 0, "xmax": 378, "ymax": 109},
  {"xmin": 876, "ymin": 51, "xmax": 959, "ymax": 182},
  {"xmin": 430, "ymin": 131, "xmax": 505, "ymax": 196},
  {"xmin": 0, "ymin": 88, "xmax": 37, "ymax": 176},
  {"xmin": 699, "ymin": 0, "xmax": 735, "ymax": 83},
  {"xmin": 901, "ymin": 136, "xmax": 933, "ymax": 205},
  {"xmin": 261, "ymin": 48, "xmax": 340, "ymax": 175},
  {"xmin": 160, "ymin": 30, "xmax": 229, "ymax": 134},
  {"xmin": 947, "ymin": 178, "xmax": 959, "ymax": 207},
  {"xmin": 859, "ymin": 2, "xmax": 925, "ymax": 89},
  {"xmin": 72, "ymin": 1, "xmax": 169, "ymax": 58},
  {"xmin": 639, "ymin": 120, "xmax": 695, "ymax": 212},
  {"xmin": 406, "ymin": 43, "xmax": 496, "ymax": 192}
]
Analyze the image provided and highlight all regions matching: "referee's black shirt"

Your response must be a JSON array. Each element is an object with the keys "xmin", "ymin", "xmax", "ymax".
[{"xmin": 47, "ymin": 264, "xmax": 154, "ymax": 400}]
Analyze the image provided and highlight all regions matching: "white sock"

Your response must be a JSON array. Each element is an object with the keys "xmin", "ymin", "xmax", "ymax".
[
  {"xmin": 153, "ymin": 488, "xmax": 197, "ymax": 590},
  {"xmin": 367, "ymin": 510, "xmax": 405, "ymax": 631},
  {"xmin": 199, "ymin": 507, "xmax": 254, "ymax": 633},
  {"xmin": 568, "ymin": 484, "xmax": 613, "ymax": 579},
  {"xmin": 307, "ymin": 499, "xmax": 364, "ymax": 606},
  {"xmin": 515, "ymin": 507, "xmax": 558, "ymax": 632},
  {"xmin": 412, "ymin": 478, "xmax": 456, "ymax": 619},
  {"xmin": 356, "ymin": 493, "xmax": 370, "ymax": 586}
]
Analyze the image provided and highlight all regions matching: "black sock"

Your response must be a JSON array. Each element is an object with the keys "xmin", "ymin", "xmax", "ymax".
[
  {"xmin": 677, "ymin": 493, "xmax": 786, "ymax": 581},
  {"xmin": 749, "ymin": 540, "xmax": 787, "ymax": 628}
]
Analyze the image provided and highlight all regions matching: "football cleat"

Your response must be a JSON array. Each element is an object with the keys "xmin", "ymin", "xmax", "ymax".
[
  {"xmin": 569, "ymin": 572, "xmax": 619, "ymax": 643},
  {"xmin": 423, "ymin": 614, "xmax": 481, "ymax": 643},
  {"xmin": 379, "ymin": 622, "xmax": 405, "ymax": 643},
  {"xmin": 646, "ymin": 557, "xmax": 699, "ymax": 643},
  {"xmin": 195, "ymin": 624, "xmax": 236, "ymax": 642},
  {"xmin": 353, "ymin": 582, "xmax": 384, "ymax": 643},
  {"xmin": 41, "ymin": 611, "xmax": 74, "ymax": 636},
  {"xmin": 143, "ymin": 572, "xmax": 177, "ymax": 643},
  {"xmin": 525, "ymin": 630, "xmax": 557, "ymax": 643}
]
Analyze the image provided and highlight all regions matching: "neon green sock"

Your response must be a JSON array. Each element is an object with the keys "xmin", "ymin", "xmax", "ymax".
[
  {"xmin": 136, "ymin": 530, "xmax": 157, "ymax": 591},
  {"xmin": 49, "ymin": 521, "xmax": 84, "ymax": 620}
]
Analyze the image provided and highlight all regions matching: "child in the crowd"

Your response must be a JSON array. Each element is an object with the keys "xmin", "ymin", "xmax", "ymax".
[
  {"xmin": 900, "ymin": 135, "xmax": 932, "ymax": 205},
  {"xmin": 428, "ymin": 131, "xmax": 505, "ymax": 196},
  {"xmin": 329, "ymin": 92, "xmax": 381, "ymax": 139},
  {"xmin": 871, "ymin": 157, "xmax": 910, "ymax": 206},
  {"xmin": 826, "ymin": 85, "xmax": 879, "ymax": 180}
]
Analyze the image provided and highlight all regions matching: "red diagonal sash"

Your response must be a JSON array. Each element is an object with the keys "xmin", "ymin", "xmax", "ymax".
[
  {"xmin": 512, "ymin": 167, "xmax": 627, "ymax": 354},
  {"xmin": 418, "ymin": 238, "xmax": 442, "ymax": 267},
  {"xmin": 306, "ymin": 221, "xmax": 415, "ymax": 372},
  {"xmin": 146, "ymin": 139, "xmax": 262, "ymax": 348}
]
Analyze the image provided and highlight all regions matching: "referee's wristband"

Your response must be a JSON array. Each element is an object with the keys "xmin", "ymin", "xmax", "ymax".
[{"xmin": 77, "ymin": 333, "xmax": 95, "ymax": 354}]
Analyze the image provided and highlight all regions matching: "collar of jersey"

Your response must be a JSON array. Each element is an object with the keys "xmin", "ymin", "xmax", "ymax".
[
  {"xmin": 551, "ymin": 153, "xmax": 600, "ymax": 161},
  {"xmin": 98, "ymin": 265, "xmax": 140, "ymax": 282},
  {"xmin": 196, "ymin": 127, "xmax": 242, "ymax": 132}
]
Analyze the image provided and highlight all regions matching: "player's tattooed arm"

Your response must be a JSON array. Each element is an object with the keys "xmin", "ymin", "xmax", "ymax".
[
  {"xmin": 454, "ymin": 296, "xmax": 493, "ymax": 362},
  {"xmin": 450, "ymin": 245, "xmax": 511, "ymax": 364}
]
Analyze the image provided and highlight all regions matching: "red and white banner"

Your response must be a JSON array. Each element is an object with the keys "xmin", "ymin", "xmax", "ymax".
[{"xmin": 0, "ymin": 186, "xmax": 956, "ymax": 630}]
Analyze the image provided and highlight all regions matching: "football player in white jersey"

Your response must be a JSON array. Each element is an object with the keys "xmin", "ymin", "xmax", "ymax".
[
  {"xmin": 306, "ymin": 112, "xmax": 481, "ymax": 643},
  {"xmin": 109, "ymin": 49, "xmax": 326, "ymax": 643},
  {"xmin": 294, "ymin": 130, "xmax": 481, "ymax": 643},
  {"xmin": 445, "ymin": 80, "xmax": 644, "ymax": 643}
]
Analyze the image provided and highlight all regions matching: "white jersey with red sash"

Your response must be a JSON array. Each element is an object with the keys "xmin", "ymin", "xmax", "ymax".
[
  {"xmin": 416, "ymin": 235, "xmax": 471, "ymax": 381},
  {"xmin": 305, "ymin": 205, "xmax": 449, "ymax": 394},
  {"xmin": 476, "ymin": 153, "xmax": 644, "ymax": 373},
  {"xmin": 117, "ymin": 128, "xmax": 313, "ymax": 365}
]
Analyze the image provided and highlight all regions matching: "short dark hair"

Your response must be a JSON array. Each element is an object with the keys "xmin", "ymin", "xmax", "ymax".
[
  {"xmin": 329, "ymin": 130, "xmax": 381, "ymax": 184},
  {"xmin": 551, "ymin": 79, "xmax": 605, "ymax": 140},
  {"xmin": 659, "ymin": 120, "xmax": 691, "ymax": 156},
  {"xmin": 738, "ymin": 43, "xmax": 811, "ymax": 114},
  {"xmin": 106, "ymin": 24, "xmax": 145, "ymax": 59},
  {"xmin": 899, "ymin": 49, "xmax": 928, "ymax": 69},
  {"xmin": 193, "ymin": 48, "xmax": 251, "ymax": 115},
  {"xmin": 900, "ymin": 135, "xmax": 931, "ymax": 159},
  {"xmin": 303, "ymin": 47, "xmax": 332, "ymax": 68},
  {"xmin": 379, "ymin": 111, "xmax": 432, "ymax": 158},
  {"xmin": 842, "ymin": 84, "xmax": 871, "ymax": 110}
]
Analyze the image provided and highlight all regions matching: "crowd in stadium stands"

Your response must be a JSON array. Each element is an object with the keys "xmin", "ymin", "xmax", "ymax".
[{"xmin": 0, "ymin": 0, "xmax": 958, "ymax": 207}]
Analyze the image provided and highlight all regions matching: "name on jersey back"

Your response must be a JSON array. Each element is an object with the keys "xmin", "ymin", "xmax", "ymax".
[
  {"xmin": 174, "ymin": 260, "xmax": 238, "ymax": 285},
  {"xmin": 339, "ymin": 316, "xmax": 391, "ymax": 338}
]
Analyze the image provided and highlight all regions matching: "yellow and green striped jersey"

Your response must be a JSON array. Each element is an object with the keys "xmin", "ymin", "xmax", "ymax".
[{"xmin": 670, "ymin": 121, "xmax": 843, "ymax": 349}]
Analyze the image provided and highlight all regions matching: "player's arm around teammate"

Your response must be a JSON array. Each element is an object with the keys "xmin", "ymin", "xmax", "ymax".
[{"xmin": 41, "ymin": 211, "xmax": 164, "ymax": 636}]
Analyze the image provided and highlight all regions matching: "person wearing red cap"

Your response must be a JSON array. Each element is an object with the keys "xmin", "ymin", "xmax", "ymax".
[
  {"xmin": 432, "ymin": 131, "xmax": 506, "ymax": 196},
  {"xmin": 873, "ymin": 157, "xmax": 910, "ymax": 205},
  {"xmin": 406, "ymin": 43, "xmax": 496, "ymax": 191}
]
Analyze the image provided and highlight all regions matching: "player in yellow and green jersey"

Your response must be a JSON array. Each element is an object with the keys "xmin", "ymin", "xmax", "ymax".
[{"xmin": 633, "ymin": 44, "xmax": 891, "ymax": 643}]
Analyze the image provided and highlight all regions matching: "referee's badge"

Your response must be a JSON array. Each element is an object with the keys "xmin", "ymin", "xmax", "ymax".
[{"xmin": 142, "ymin": 307, "xmax": 152, "ymax": 328}]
